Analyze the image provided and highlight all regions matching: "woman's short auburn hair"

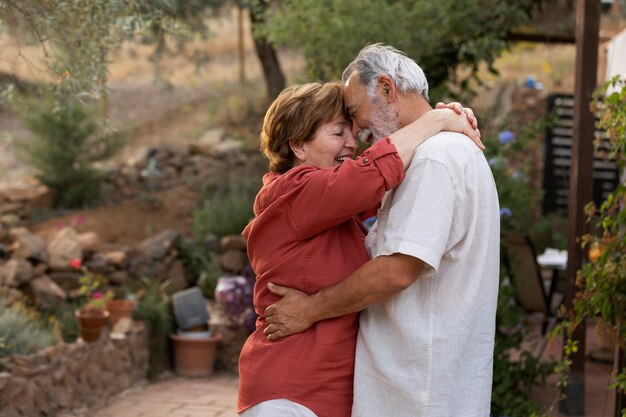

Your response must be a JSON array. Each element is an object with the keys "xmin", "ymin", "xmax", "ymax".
[{"xmin": 261, "ymin": 82, "xmax": 346, "ymax": 174}]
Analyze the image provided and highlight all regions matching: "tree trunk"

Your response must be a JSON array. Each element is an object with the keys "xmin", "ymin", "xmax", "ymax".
[{"xmin": 249, "ymin": 1, "xmax": 285, "ymax": 100}]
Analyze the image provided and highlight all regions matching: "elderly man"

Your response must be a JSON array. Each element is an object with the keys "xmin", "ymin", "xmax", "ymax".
[{"xmin": 263, "ymin": 44, "xmax": 500, "ymax": 417}]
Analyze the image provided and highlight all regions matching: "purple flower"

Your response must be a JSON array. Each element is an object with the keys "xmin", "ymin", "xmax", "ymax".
[
  {"xmin": 500, "ymin": 208, "xmax": 512, "ymax": 219},
  {"xmin": 498, "ymin": 130, "xmax": 515, "ymax": 145}
]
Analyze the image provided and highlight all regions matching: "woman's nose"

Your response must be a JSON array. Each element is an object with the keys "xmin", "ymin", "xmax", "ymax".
[{"xmin": 346, "ymin": 132, "xmax": 358, "ymax": 150}]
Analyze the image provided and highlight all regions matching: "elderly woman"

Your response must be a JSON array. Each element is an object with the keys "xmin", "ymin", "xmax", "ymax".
[{"xmin": 238, "ymin": 82, "xmax": 480, "ymax": 417}]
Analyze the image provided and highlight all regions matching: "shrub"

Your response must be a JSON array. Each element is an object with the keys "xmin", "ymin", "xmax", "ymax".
[
  {"xmin": 193, "ymin": 177, "xmax": 260, "ymax": 238},
  {"xmin": 0, "ymin": 301, "xmax": 57, "ymax": 357},
  {"xmin": 15, "ymin": 94, "xmax": 122, "ymax": 208},
  {"xmin": 178, "ymin": 239, "xmax": 222, "ymax": 299},
  {"xmin": 132, "ymin": 278, "xmax": 173, "ymax": 380}
]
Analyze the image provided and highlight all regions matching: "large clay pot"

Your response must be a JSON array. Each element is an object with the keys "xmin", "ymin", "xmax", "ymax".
[
  {"xmin": 170, "ymin": 332, "xmax": 222, "ymax": 376},
  {"xmin": 75, "ymin": 309, "xmax": 110, "ymax": 342},
  {"xmin": 106, "ymin": 299, "xmax": 136, "ymax": 326}
]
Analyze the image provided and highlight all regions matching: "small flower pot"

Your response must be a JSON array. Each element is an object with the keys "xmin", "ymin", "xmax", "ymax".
[
  {"xmin": 106, "ymin": 299, "xmax": 136, "ymax": 327},
  {"xmin": 75, "ymin": 309, "xmax": 110, "ymax": 342},
  {"xmin": 170, "ymin": 332, "xmax": 223, "ymax": 377}
]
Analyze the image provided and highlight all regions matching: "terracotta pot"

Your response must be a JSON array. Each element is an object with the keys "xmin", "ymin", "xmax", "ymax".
[
  {"xmin": 170, "ymin": 332, "xmax": 223, "ymax": 377},
  {"xmin": 106, "ymin": 299, "xmax": 136, "ymax": 326},
  {"xmin": 75, "ymin": 309, "xmax": 110, "ymax": 342}
]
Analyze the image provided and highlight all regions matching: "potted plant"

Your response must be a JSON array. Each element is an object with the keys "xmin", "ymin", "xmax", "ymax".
[
  {"xmin": 71, "ymin": 258, "xmax": 112, "ymax": 342},
  {"xmin": 106, "ymin": 288, "xmax": 137, "ymax": 327}
]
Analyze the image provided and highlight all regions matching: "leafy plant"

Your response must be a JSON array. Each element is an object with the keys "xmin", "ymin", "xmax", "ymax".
[
  {"xmin": 15, "ymin": 94, "xmax": 122, "ymax": 208},
  {"xmin": 193, "ymin": 177, "xmax": 260, "ymax": 238},
  {"xmin": 132, "ymin": 278, "xmax": 173, "ymax": 380},
  {"xmin": 178, "ymin": 239, "xmax": 222, "ymax": 298},
  {"xmin": 554, "ymin": 76, "xmax": 626, "ymax": 416},
  {"xmin": 0, "ymin": 300, "xmax": 56, "ymax": 357},
  {"xmin": 492, "ymin": 262, "xmax": 555, "ymax": 417}
]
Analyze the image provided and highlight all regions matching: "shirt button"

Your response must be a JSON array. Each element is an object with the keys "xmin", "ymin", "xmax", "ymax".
[{"xmin": 363, "ymin": 158, "xmax": 369, "ymax": 164}]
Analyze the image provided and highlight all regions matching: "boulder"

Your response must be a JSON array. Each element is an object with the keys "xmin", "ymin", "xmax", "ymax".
[
  {"xmin": 138, "ymin": 229, "xmax": 180, "ymax": 259},
  {"xmin": 48, "ymin": 271, "xmax": 82, "ymax": 291},
  {"xmin": 219, "ymin": 250, "xmax": 247, "ymax": 274},
  {"xmin": 77, "ymin": 232, "xmax": 102, "ymax": 252},
  {"xmin": 84, "ymin": 252, "xmax": 114, "ymax": 275},
  {"xmin": 103, "ymin": 250, "xmax": 127, "ymax": 268},
  {"xmin": 47, "ymin": 227, "xmax": 82, "ymax": 271},
  {"xmin": 10, "ymin": 228, "xmax": 46, "ymax": 262},
  {"xmin": 190, "ymin": 128, "xmax": 226, "ymax": 155},
  {"xmin": 108, "ymin": 270, "xmax": 128, "ymax": 286},
  {"xmin": 0, "ymin": 258, "xmax": 34, "ymax": 286},
  {"xmin": 1, "ymin": 214, "xmax": 21, "ymax": 228},
  {"xmin": 26, "ymin": 276, "xmax": 67, "ymax": 309},
  {"xmin": 166, "ymin": 260, "xmax": 188, "ymax": 294},
  {"xmin": 220, "ymin": 235, "xmax": 247, "ymax": 252}
]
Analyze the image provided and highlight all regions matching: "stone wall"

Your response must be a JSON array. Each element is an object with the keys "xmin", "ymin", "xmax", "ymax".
[{"xmin": 0, "ymin": 323, "xmax": 148, "ymax": 417}]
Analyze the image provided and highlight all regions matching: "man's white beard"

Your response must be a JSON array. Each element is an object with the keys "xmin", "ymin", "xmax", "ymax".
[{"xmin": 370, "ymin": 98, "xmax": 400, "ymax": 143}]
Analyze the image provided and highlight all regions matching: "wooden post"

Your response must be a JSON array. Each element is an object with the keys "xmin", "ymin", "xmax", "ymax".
[
  {"xmin": 238, "ymin": 4, "xmax": 245, "ymax": 84},
  {"xmin": 562, "ymin": 0, "xmax": 599, "ymax": 414},
  {"xmin": 616, "ymin": 347, "xmax": 625, "ymax": 417}
]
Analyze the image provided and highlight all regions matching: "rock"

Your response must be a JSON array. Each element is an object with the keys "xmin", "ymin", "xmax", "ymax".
[
  {"xmin": 0, "ymin": 258, "xmax": 34, "ymax": 286},
  {"xmin": 161, "ymin": 142, "xmax": 190, "ymax": 157},
  {"xmin": 103, "ymin": 250, "xmax": 127, "ymax": 268},
  {"xmin": 10, "ymin": 228, "xmax": 46, "ymax": 262},
  {"xmin": 48, "ymin": 271, "xmax": 82, "ymax": 291},
  {"xmin": 203, "ymin": 234, "xmax": 220, "ymax": 253},
  {"xmin": 47, "ymin": 227, "xmax": 82, "ymax": 270},
  {"xmin": 127, "ymin": 255, "xmax": 157, "ymax": 278},
  {"xmin": 27, "ymin": 276, "xmax": 67, "ymax": 309},
  {"xmin": 138, "ymin": 229, "xmax": 180, "ymax": 259},
  {"xmin": 108, "ymin": 270, "xmax": 129, "ymax": 285},
  {"xmin": 0, "ymin": 202, "xmax": 23, "ymax": 215},
  {"xmin": 190, "ymin": 128, "xmax": 226, "ymax": 155},
  {"xmin": 0, "ymin": 223, "xmax": 8, "ymax": 241},
  {"xmin": 125, "ymin": 146, "xmax": 152, "ymax": 168},
  {"xmin": 219, "ymin": 250, "xmax": 247, "ymax": 274},
  {"xmin": 220, "ymin": 235, "xmax": 247, "ymax": 252},
  {"xmin": 1, "ymin": 214, "xmax": 21, "ymax": 228},
  {"xmin": 166, "ymin": 260, "xmax": 187, "ymax": 294},
  {"xmin": 23, "ymin": 185, "xmax": 54, "ymax": 213},
  {"xmin": 212, "ymin": 138, "xmax": 242, "ymax": 157},
  {"xmin": 84, "ymin": 252, "xmax": 114, "ymax": 275},
  {"xmin": 77, "ymin": 232, "xmax": 102, "ymax": 252}
]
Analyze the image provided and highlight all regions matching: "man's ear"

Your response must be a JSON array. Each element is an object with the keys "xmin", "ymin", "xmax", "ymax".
[
  {"xmin": 289, "ymin": 140, "xmax": 306, "ymax": 163},
  {"xmin": 378, "ymin": 75, "xmax": 396, "ymax": 103}
]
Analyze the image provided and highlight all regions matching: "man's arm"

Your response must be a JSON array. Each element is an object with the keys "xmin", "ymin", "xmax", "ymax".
[{"xmin": 263, "ymin": 253, "xmax": 424, "ymax": 341}]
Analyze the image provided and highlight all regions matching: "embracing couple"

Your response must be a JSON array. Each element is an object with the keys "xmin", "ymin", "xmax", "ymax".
[{"xmin": 237, "ymin": 44, "xmax": 500, "ymax": 417}]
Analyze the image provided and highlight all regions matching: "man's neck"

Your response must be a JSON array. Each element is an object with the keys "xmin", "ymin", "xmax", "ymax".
[{"xmin": 398, "ymin": 95, "xmax": 432, "ymax": 129}]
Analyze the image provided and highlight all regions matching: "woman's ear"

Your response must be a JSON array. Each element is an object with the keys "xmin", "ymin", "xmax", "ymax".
[{"xmin": 290, "ymin": 140, "xmax": 306, "ymax": 163}]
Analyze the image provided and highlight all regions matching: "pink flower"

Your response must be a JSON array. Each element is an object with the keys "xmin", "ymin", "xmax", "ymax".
[
  {"xmin": 92, "ymin": 291, "xmax": 103, "ymax": 300},
  {"xmin": 69, "ymin": 258, "xmax": 82, "ymax": 270},
  {"xmin": 71, "ymin": 215, "xmax": 85, "ymax": 226}
]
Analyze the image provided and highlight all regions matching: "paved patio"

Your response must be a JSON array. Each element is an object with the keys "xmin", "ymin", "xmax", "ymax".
[{"xmin": 62, "ymin": 320, "xmax": 614, "ymax": 417}]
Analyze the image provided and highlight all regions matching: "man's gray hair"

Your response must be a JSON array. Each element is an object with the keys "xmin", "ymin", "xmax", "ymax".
[{"xmin": 342, "ymin": 43, "xmax": 429, "ymax": 102}]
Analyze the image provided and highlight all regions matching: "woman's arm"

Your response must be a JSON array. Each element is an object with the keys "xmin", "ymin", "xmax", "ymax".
[{"xmin": 388, "ymin": 107, "xmax": 483, "ymax": 169}]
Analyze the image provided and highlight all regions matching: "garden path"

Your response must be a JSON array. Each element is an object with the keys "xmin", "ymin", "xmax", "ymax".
[{"xmin": 62, "ymin": 373, "xmax": 239, "ymax": 417}]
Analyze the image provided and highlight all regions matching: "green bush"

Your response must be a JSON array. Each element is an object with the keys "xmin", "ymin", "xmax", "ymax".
[
  {"xmin": 193, "ymin": 177, "xmax": 260, "ymax": 238},
  {"xmin": 15, "ymin": 94, "xmax": 122, "ymax": 208},
  {"xmin": 40, "ymin": 300, "xmax": 81, "ymax": 343},
  {"xmin": 178, "ymin": 239, "xmax": 222, "ymax": 298},
  {"xmin": 0, "ymin": 301, "xmax": 57, "ymax": 357},
  {"xmin": 132, "ymin": 279, "xmax": 173, "ymax": 380}
]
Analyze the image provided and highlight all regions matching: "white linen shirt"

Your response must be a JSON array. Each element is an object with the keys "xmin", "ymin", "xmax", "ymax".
[{"xmin": 353, "ymin": 132, "xmax": 500, "ymax": 417}]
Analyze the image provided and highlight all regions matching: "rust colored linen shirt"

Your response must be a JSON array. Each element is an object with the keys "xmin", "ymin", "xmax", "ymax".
[{"xmin": 238, "ymin": 138, "xmax": 405, "ymax": 417}]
